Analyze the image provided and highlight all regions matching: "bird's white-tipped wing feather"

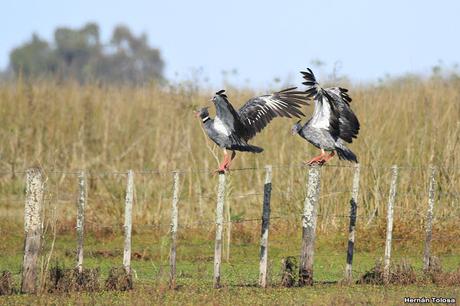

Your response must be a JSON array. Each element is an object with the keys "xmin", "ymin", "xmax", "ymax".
[
  {"xmin": 301, "ymin": 69, "xmax": 352, "ymax": 140},
  {"xmin": 237, "ymin": 87, "xmax": 309, "ymax": 141}
]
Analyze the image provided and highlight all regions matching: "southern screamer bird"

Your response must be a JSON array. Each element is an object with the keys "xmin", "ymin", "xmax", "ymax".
[
  {"xmin": 291, "ymin": 68, "xmax": 360, "ymax": 165},
  {"xmin": 196, "ymin": 87, "xmax": 309, "ymax": 172}
]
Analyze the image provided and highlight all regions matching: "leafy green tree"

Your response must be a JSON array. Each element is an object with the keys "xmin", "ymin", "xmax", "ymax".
[
  {"xmin": 96, "ymin": 25, "xmax": 164, "ymax": 83},
  {"xmin": 8, "ymin": 23, "xmax": 164, "ymax": 84},
  {"xmin": 10, "ymin": 34, "xmax": 57, "ymax": 78},
  {"xmin": 54, "ymin": 22, "xmax": 101, "ymax": 82}
]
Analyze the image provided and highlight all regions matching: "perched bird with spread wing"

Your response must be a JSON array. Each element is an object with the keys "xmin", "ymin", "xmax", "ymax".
[
  {"xmin": 196, "ymin": 87, "xmax": 309, "ymax": 172},
  {"xmin": 291, "ymin": 68, "xmax": 360, "ymax": 165}
]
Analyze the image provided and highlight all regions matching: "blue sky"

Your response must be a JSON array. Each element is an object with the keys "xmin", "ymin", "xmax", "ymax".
[{"xmin": 1, "ymin": 0, "xmax": 460, "ymax": 87}]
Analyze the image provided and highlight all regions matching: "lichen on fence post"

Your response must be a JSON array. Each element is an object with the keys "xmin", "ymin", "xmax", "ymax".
[
  {"xmin": 299, "ymin": 165, "xmax": 321, "ymax": 286},
  {"xmin": 423, "ymin": 165, "xmax": 437, "ymax": 271},
  {"xmin": 21, "ymin": 167, "xmax": 45, "ymax": 294},
  {"xmin": 344, "ymin": 163, "xmax": 360, "ymax": 283},
  {"xmin": 169, "ymin": 171, "xmax": 180, "ymax": 289},
  {"xmin": 123, "ymin": 170, "xmax": 134, "ymax": 275},
  {"xmin": 259, "ymin": 165, "xmax": 272, "ymax": 288},
  {"xmin": 222, "ymin": 181, "xmax": 231, "ymax": 264},
  {"xmin": 383, "ymin": 165, "xmax": 398, "ymax": 284},
  {"xmin": 225, "ymin": 196, "xmax": 231, "ymax": 263},
  {"xmin": 213, "ymin": 173, "xmax": 226, "ymax": 289},
  {"xmin": 76, "ymin": 170, "xmax": 87, "ymax": 273}
]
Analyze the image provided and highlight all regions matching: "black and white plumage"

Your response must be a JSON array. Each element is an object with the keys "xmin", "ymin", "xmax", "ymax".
[
  {"xmin": 292, "ymin": 68, "xmax": 360, "ymax": 164},
  {"xmin": 197, "ymin": 87, "xmax": 309, "ymax": 172},
  {"xmin": 196, "ymin": 106, "xmax": 264, "ymax": 154}
]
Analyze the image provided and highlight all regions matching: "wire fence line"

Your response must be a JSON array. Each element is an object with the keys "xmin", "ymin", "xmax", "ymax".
[
  {"xmin": 1, "ymin": 163, "xmax": 459, "ymax": 293},
  {"xmin": 0, "ymin": 161, "xmax": 459, "ymax": 177},
  {"xmin": 1, "ymin": 164, "xmax": 458, "ymax": 229}
]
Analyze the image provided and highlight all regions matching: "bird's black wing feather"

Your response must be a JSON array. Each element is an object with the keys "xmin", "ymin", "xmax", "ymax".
[
  {"xmin": 213, "ymin": 90, "xmax": 249, "ymax": 138},
  {"xmin": 325, "ymin": 87, "xmax": 360, "ymax": 143},
  {"xmin": 301, "ymin": 69, "xmax": 341, "ymax": 139},
  {"xmin": 237, "ymin": 87, "xmax": 309, "ymax": 141},
  {"xmin": 301, "ymin": 68, "xmax": 359, "ymax": 143}
]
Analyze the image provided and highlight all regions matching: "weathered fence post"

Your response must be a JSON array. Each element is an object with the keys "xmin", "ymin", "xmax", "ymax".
[
  {"xmin": 259, "ymin": 165, "xmax": 272, "ymax": 288},
  {"xmin": 344, "ymin": 163, "xmax": 360, "ymax": 283},
  {"xmin": 123, "ymin": 170, "xmax": 134, "ymax": 274},
  {"xmin": 213, "ymin": 173, "xmax": 226, "ymax": 288},
  {"xmin": 21, "ymin": 168, "xmax": 44, "ymax": 294},
  {"xmin": 76, "ymin": 170, "xmax": 87, "ymax": 273},
  {"xmin": 383, "ymin": 165, "xmax": 398, "ymax": 284},
  {"xmin": 423, "ymin": 165, "xmax": 436, "ymax": 271},
  {"xmin": 299, "ymin": 165, "xmax": 321, "ymax": 286},
  {"xmin": 225, "ymin": 197, "xmax": 231, "ymax": 262},
  {"xmin": 169, "ymin": 171, "xmax": 180, "ymax": 289}
]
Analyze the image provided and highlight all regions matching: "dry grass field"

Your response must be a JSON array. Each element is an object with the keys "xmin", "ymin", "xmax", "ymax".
[
  {"xmin": 0, "ymin": 75, "xmax": 459, "ymax": 224},
  {"xmin": 0, "ymin": 75, "xmax": 459, "ymax": 304}
]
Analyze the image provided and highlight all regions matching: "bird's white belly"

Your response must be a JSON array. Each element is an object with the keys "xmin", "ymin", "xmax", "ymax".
[{"xmin": 214, "ymin": 117, "xmax": 231, "ymax": 136}]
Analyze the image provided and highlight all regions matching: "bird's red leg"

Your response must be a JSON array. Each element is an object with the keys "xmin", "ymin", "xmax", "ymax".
[
  {"xmin": 216, "ymin": 149, "xmax": 229, "ymax": 173},
  {"xmin": 224, "ymin": 151, "xmax": 236, "ymax": 171},
  {"xmin": 306, "ymin": 149, "xmax": 327, "ymax": 165},
  {"xmin": 321, "ymin": 151, "xmax": 335, "ymax": 164}
]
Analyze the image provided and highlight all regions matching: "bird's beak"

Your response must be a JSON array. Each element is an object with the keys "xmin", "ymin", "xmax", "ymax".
[{"xmin": 194, "ymin": 110, "xmax": 200, "ymax": 118}]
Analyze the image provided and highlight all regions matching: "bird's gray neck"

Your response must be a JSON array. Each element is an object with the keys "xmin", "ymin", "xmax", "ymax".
[{"xmin": 215, "ymin": 103, "xmax": 228, "ymax": 119}]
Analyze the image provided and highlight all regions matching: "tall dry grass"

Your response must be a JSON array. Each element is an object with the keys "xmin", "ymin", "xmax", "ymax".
[{"xmin": 0, "ymin": 76, "xmax": 459, "ymax": 241}]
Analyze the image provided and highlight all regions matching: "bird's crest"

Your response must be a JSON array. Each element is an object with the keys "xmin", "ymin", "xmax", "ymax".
[{"xmin": 215, "ymin": 89, "xmax": 228, "ymax": 99}]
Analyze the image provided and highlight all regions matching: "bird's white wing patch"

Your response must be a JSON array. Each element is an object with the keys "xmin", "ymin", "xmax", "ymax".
[
  {"xmin": 214, "ymin": 116, "xmax": 231, "ymax": 136},
  {"xmin": 310, "ymin": 96, "xmax": 330, "ymax": 129},
  {"xmin": 260, "ymin": 96, "xmax": 288, "ymax": 112}
]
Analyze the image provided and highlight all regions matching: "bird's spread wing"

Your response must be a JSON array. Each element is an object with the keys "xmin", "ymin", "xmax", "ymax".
[
  {"xmin": 237, "ymin": 87, "xmax": 309, "ymax": 141},
  {"xmin": 301, "ymin": 68, "xmax": 359, "ymax": 143},
  {"xmin": 213, "ymin": 90, "xmax": 248, "ymax": 138},
  {"xmin": 325, "ymin": 87, "xmax": 360, "ymax": 143},
  {"xmin": 301, "ymin": 69, "xmax": 340, "ymax": 138}
]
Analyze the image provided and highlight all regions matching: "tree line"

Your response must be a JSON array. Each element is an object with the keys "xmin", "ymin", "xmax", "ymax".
[{"xmin": 4, "ymin": 23, "xmax": 165, "ymax": 84}]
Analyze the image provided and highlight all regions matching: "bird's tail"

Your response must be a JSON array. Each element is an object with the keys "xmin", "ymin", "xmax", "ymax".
[
  {"xmin": 335, "ymin": 146, "xmax": 358, "ymax": 163},
  {"xmin": 230, "ymin": 144, "xmax": 264, "ymax": 153}
]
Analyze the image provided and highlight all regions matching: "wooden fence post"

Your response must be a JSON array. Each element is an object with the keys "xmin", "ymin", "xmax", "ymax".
[
  {"xmin": 423, "ymin": 165, "xmax": 436, "ymax": 271},
  {"xmin": 169, "ymin": 171, "xmax": 180, "ymax": 289},
  {"xmin": 225, "ymin": 197, "xmax": 231, "ymax": 262},
  {"xmin": 123, "ymin": 170, "xmax": 134, "ymax": 274},
  {"xmin": 344, "ymin": 164, "xmax": 360, "ymax": 283},
  {"xmin": 213, "ymin": 173, "xmax": 226, "ymax": 288},
  {"xmin": 76, "ymin": 170, "xmax": 87, "ymax": 273},
  {"xmin": 259, "ymin": 165, "xmax": 272, "ymax": 288},
  {"xmin": 383, "ymin": 165, "xmax": 398, "ymax": 284},
  {"xmin": 21, "ymin": 168, "xmax": 44, "ymax": 294},
  {"xmin": 299, "ymin": 165, "xmax": 321, "ymax": 286}
]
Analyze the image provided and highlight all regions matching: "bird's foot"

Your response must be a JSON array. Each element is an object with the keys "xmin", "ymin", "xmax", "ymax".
[
  {"xmin": 214, "ymin": 162, "xmax": 230, "ymax": 174},
  {"xmin": 306, "ymin": 156, "xmax": 326, "ymax": 166},
  {"xmin": 214, "ymin": 168, "xmax": 226, "ymax": 175},
  {"xmin": 307, "ymin": 160, "xmax": 326, "ymax": 166},
  {"xmin": 224, "ymin": 162, "xmax": 232, "ymax": 172},
  {"xmin": 306, "ymin": 151, "xmax": 334, "ymax": 166}
]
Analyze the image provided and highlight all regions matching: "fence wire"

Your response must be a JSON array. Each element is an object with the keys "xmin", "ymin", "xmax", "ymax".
[{"xmin": 1, "ymin": 161, "xmax": 460, "ymax": 176}]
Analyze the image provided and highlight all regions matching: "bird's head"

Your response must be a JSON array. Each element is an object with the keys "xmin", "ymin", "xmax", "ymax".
[
  {"xmin": 194, "ymin": 107, "xmax": 210, "ymax": 122},
  {"xmin": 291, "ymin": 120, "xmax": 303, "ymax": 135},
  {"xmin": 210, "ymin": 89, "xmax": 228, "ymax": 106}
]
